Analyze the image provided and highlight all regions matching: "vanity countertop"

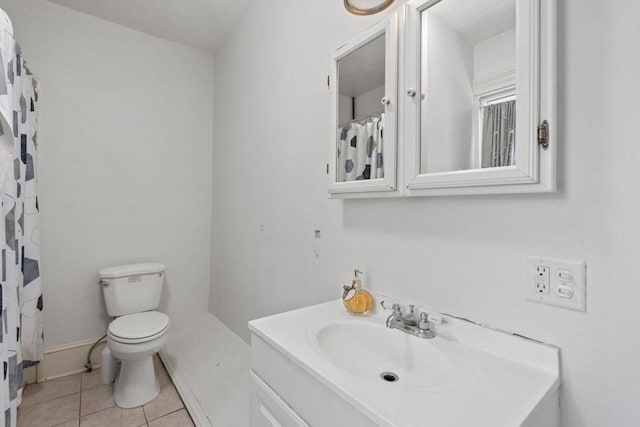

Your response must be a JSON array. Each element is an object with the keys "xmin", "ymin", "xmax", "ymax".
[{"xmin": 249, "ymin": 300, "xmax": 560, "ymax": 427}]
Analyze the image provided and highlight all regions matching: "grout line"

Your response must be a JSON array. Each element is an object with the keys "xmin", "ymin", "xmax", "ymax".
[
  {"xmin": 149, "ymin": 408, "xmax": 186, "ymax": 424},
  {"xmin": 79, "ymin": 372, "xmax": 84, "ymax": 419},
  {"xmin": 20, "ymin": 389, "xmax": 81, "ymax": 410},
  {"xmin": 142, "ymin": 399, "xmax": 149, "ymax": 425},
  {"xmin": 38, "ymin": 393, "xmax": 81, "ymax": 427},
  {"xmin": 21, "ymin": 391, "xmax": 79, "ymax": 408},
  {"xmin": 79, "ymin": 400, "xmax": 118, "ymax": 419},
  {"xmin": 51, "ymin": 415, "xmax": 81, "ymax": 427},
  {"xmin": 78, "ymin": 378, "xmax": 83, "ymax": 424},
  {"xmin": 20, "ymin": 374, "xmax": 83, "ymax": 409}
]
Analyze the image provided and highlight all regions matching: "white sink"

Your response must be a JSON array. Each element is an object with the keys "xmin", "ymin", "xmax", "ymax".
[
  {"xmin": 250, "ymin": 300, "xmax": 560, "ymax": 427},
  {"xmin": 310, "ymin": 318, "xmax": 478, "ymax": 392}
]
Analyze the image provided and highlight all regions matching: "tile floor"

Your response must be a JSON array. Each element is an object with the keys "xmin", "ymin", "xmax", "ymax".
[{"xmin": 17, "ymin": 355, "xmax": 194, "ymax": 427}]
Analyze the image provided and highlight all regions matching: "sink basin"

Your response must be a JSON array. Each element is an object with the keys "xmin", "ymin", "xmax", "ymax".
[
  {"xmin": 310, "ymin": 319, "xmax": 478, "ymax": 392},
  {"xmin": 249, "ymin": 300, "xmax": 560, "ymax": 427}
]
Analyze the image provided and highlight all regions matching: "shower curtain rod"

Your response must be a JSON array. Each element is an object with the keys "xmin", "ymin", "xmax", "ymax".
[{"xmin": 338, "ymin": 110, "xmax": 384, "ymax": 127}]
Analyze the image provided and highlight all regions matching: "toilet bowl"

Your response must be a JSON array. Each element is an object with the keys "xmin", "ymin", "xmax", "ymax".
[
  {"xmin": 99, "ymin": 262, "xmax": 169, "ymax": 408},
  {"xmin": 107, "ymin": 311, "xmax": 170, "ymax": 408}
]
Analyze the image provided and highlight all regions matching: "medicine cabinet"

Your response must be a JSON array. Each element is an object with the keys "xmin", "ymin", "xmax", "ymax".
[
  {"xmin": 328, "ymin": 0, "xmax": 556, "ymax": 198},
  {"xmin": 328, "ymin": 13, "xmax": 399, "ymax": 197}
]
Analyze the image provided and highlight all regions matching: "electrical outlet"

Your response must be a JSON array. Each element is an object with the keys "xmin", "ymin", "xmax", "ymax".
[
  {"xmin": 526, "ymin": 256, "xmax": 587, "ymax": 311},
  {"xmin": 534, "ymin": 265, "xmax": 550, "ymax": 294}
]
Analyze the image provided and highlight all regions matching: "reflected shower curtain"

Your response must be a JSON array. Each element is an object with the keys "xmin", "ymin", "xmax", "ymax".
[
  {"xmin": 337, "ymin": 113, "xmax": 384, "ymax": 182},
  {"xmin": 481, "ymin": 100, "xmax": 516, "ymax": 168},
  {"xmin": 0, "ymin": 10, "xmax": 43, "ymax": 427}
]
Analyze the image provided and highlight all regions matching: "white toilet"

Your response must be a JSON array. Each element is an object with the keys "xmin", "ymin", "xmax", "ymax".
[{"xmin": 99, "ymin": 262, "xmax": 170, "ymax": 408}]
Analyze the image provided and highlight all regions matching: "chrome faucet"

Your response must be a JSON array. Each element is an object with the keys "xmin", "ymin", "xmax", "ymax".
[{"xmin": 385, "ymin": 303, "xmax": 436, "ymax": 339}]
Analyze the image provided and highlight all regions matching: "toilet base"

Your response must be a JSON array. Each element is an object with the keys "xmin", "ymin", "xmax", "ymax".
[{"xmin": 114, "ymin": 356, "xmax": 159, "ymax": 408}]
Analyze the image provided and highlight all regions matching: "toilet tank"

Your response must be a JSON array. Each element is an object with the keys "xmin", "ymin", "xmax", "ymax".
[{"xmin": 99, "ymin": 262, "xmax": 165, "ymax": 317}]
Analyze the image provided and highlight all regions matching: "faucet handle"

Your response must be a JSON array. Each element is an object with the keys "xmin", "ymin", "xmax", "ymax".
[
  {"xmin": 380, "ymin": 300, "xmax": 402, "ymax": 312},
  {"xmin": 418, "ymin": 312, "xmax": 430, "ymax": 329},
  {"xmin": 420, "ymin": 312, "xmax": 447, "ymax": 327},
  {"xmin": 427, "ymin": 313, "xmax": 447, "ymax": 326}
]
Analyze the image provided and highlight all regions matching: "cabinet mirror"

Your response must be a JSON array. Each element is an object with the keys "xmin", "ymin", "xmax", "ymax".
[
  {"xmin": 404, "ymin": 0, "xmax": 555, "ymax": 195},
  {"xmin": 421, "ymin": 0, "xmax": 516, "ymax": 173},
  {"xmin": 329, "ymin": 14, "xmax": 399, "ymax": 197}
]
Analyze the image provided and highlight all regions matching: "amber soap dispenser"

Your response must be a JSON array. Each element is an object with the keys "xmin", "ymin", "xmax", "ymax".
[{"xmin": 342, "ymin": 269, "xmax": 373, "ymax": 315}]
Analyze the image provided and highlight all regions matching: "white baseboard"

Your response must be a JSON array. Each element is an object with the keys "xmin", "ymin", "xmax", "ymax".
[
  {"xmin": 33, "ymin": 337, "xmax": 107, "ymax": 382},
  {"xmin": 158, "ymin": 350, "xmax": 212, "ymax": 427}
]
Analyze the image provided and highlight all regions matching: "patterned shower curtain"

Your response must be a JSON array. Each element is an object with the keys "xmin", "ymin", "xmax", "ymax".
[
  {"xmin": 0, "ymin": 10, "xmax": 43, "ymax": 427},
  {"xmin": 337, "ymin": 113, "xmax": 384, "ymax": 182}
]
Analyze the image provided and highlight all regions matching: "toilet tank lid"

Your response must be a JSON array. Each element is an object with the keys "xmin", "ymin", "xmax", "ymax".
[{"xmin": 99, "ymin": 262, "xmax": 165, "ymax": 279}]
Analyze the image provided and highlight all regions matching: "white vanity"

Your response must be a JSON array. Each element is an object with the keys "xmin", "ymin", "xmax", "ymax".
[{"xmin": 249, "ymin": 301, "xmax": 560, "ymax": 427}]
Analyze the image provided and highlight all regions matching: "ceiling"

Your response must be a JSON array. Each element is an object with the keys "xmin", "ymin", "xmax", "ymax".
[
  {"xmin": 428, "ymin": 0, "xmax": 515, "ymax": 45},
  {"xmin": 46, "ymin": 0, "xmax": 250, "ymax": 52}
]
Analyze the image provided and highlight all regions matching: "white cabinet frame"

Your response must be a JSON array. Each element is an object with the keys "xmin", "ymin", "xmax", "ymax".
[
  {"xmin": 328, "ymin": 13, "xmax": 400, "ymax": 197},
  {"xmin": 402, "ymin": 0, "xmax": 556, "ymax": 196},
  {"xmin": 328, "ymin": 1, "xmax": 555, "ymax": 198}
]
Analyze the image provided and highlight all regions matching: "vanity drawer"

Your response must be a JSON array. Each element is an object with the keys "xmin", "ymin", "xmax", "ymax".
[
  {"xmin": 251, "ymin": 334, "xmax": 378, "ymax": 427},
  {"xmin": 251, "ymin": 370, "xmax": 309, "ymax": 427}
]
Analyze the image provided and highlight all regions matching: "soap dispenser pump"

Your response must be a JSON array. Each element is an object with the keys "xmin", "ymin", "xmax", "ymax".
[{"xmin": 342, "ymin": 269, "xmax": 373, "ymax": 315}]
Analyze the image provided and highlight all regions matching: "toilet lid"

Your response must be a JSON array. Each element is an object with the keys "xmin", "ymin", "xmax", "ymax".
[{"xmin": 108, "ymin": 311, "xmax": 169, "ymax": 340}]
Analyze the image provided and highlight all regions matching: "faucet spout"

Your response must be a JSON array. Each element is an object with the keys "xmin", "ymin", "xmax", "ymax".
[
  {"xmin": 399, "ymin": 304, "xmax": 418, "ymax": 326},
  {"xmin": 384, "ymin": 303, "xmax": 435, "ymax": 339}
]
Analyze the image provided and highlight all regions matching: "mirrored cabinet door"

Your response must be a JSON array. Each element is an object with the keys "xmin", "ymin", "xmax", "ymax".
[
  {"xmin": 328, "ymin": 13, "xmax": 399, "ymax": 197},
  {"xmin": 404, "ymin": 0, "xmax": 556, "ymax": 196}
]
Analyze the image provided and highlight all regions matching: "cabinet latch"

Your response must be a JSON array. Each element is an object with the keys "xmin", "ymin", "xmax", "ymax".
[{"xmin": 537, "ymin": 120, "xmax": 549, "ymax": 150}]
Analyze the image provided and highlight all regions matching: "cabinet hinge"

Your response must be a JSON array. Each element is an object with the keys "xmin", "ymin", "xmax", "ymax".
[{"xmin": 537, "ymin": 120, "xmax": 549, "ymax": 150}]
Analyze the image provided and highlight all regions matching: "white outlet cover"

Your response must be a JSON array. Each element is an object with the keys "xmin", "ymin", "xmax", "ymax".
[{"xmin": 526, "ymin": 256, "xmax": 587, "ymax": 311}]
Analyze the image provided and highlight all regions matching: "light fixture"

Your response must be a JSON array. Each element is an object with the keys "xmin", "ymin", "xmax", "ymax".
[{"xmin": 344, "ymin": 0, "xmax": 396, "ymax": 16}]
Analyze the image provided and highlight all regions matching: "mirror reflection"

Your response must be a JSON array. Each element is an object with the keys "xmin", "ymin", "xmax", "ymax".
[
  {"xmin": 337, "ymin": 35, "xmax": 385, "ymax": 182},
  {"xmin": 420, "ymin": 0, "xmax": 516, "ymax": 174}
]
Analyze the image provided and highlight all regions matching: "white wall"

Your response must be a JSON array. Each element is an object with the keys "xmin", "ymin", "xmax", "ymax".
[
  {"xmin": 338, "ymin": 85, "xmax": 384, "ymax": 124},
  {"xmin": 338, "ymin": 94, "xmax": 352, "ymax": 124},
  {"xmin": 2, "ymin": 0, "xmax": 214, "ymax": 347},
  {"xmin": 211, "ymin": 1, "xmax": 640, "ymax": 426},
  {"xmin": 473, "ymin": 27, "xmax": 516, "ymax": 83},
  {"xmin": 354, "ymin": 84, "xmax": 384, "ymax": 119},
  {"xmin": 422, "ymin": 12, "xmax": 474, "ymax": 173}
]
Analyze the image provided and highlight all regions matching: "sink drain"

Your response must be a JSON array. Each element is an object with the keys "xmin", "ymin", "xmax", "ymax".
[{"xmin": 380, "ymin": 371, "xmax": 399, "ymax": 383}]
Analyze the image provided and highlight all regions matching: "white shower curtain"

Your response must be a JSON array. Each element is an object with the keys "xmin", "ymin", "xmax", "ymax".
[
  {"xmin": 336, "ymin": 113, "xmax": 384, "ymax": 182},
  {"xmin": 0, "ymin": 9, "xmax": 43, "ymax": 427}
]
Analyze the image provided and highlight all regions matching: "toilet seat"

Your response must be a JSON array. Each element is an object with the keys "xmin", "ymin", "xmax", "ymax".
[{"xmin": 108, "ymin": 311, "xmax": 169, "ymax": 344}]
